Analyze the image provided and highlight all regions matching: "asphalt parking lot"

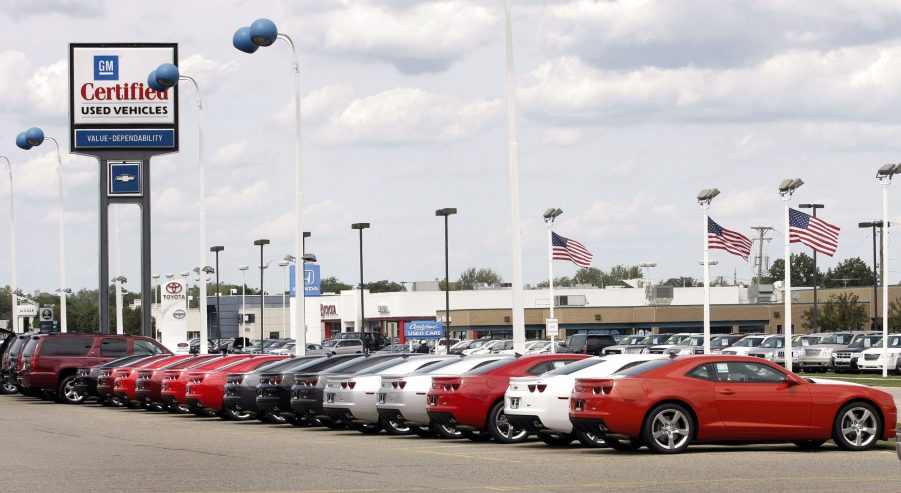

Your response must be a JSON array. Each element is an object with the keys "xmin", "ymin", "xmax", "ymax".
[{"xmin": 1, "ymin": 396, "xmax": 899, "ymax": 493}]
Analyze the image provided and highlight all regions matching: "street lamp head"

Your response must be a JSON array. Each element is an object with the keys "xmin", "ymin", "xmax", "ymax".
[
  {"xmin": 148, "ymin": 63, "xmax": 179, "ymax": 91},
  {"xmin": 260, "ymin": 261, "xmax": 271, "ymax": 269},
  {"xmin": 877, "ymin": 163, "xmax": 901, "ymax": 178},
  {"xmin": 239, "ymin": 265, "xmax": 249, "ymax": 271},
  {"xmin": 778, "ymin": 178, "xmax": 804, "ymax": 194},
  {"xmin": 232, "ymin": 26, "xmax": 259, "ymax": 54},
  {"xmin": 696, "ymin": 188, "xmax": 720, "ymax": 203},
  {"xmin": 253, "ymin": 239, "xmax": 270, "ymax": 246},
  {"xmin": 542, "ymin": 208, "xmax": 563, "ymax": 220},
  {"xmin": 277, "ymin": 260, "xmax": 290, "ymax": 267},
  {"xmin": 210, "ymin": 245, "xmax": 225, "ymax": 253},
  {"xmin": 152, "ymin": 274, "xmax": 160, "ymax": 280},
  {"xmin": 112, "ymin": 276, "xmax": 127, "ymax": 283},
  {"xmin": 284, "ymin": 254, "xmax": 296, "ymax": 262},
  {"xmin": 165, "ymin": 273, "xmax": 174, "ymax": 279},
  {"xmin": 303, "ymin": 231, "xmax": 311, "ymax": 238},
  {"xmin": 180, "ymin": 271, "xmax": 190, "ymax": 277},
  {"xmin": 351, "ymin": 223, "xmax": 370, "ymax": 230},
  {"xmin": 249, "ymin": 18, "xmax": 279, "ymax": 46},
  {"xmin": 301, "ymin": 253, "xmax": 317, "ymax": 263},
  {"xmin": 24, "ymin": 127, "xmax": 45, "ymax": 147},
  {"xmin": 15, "ymin": 132, "xmax": 32, "ymax": 150},
  {"xmin": 436, "ymin": 208, "xmax": 458, "ymax": 217},
  {"xmin": 202, "ymin": 266, "xmax": 215, "ymax": 274},
  {"xmin": 858, "ymin": 221, "xmax": 883, "ymax": 228},
  {"xmin": 638, "ymin": 262, "xmax": 657, "ymax": 268},
  {"xmin": 798, "ymin": 203, "xmax": 824, "ymax": 210}
]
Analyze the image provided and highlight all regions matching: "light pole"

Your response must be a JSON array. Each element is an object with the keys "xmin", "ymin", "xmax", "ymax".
[
  {"xmin": 858, "ymin": 221, "xmax": 883, "ymax": 329},
  {"xmin": 877, "ymin": 164, "xmax": 900, "ymax": 377},
  {"xmin": 542, "ymin": 208, "xmax": 562, "ymax": 353},
  {"xmin": 234, "ymin": 18, "xmax": 307, "ymax": 357},
  {"xmin": 239, "ymin": 265, "xmax": 249, "ymax": 341},
  {"xmin": 436, "ymin": 208, "xmax": 457, "ymax": 353},
  {"xmin": 112, "ymin": 276, "xmax": 127, "ymax": 335},
  {"xmin": 148, "ymin": 64, "xmax": 210, "ymax": 356},
  {"xmin": 254, "ymin": 239, "xmax": 270, "ymax": 345},
  {"xmin": 180, "ymin": 271, "xmax": 190, "ymax": 310},
  {"xmin": 778, "ymin": 178, "xmax": 804, "ymax": 373},
  {"xmin": 278, "ymin": 259, "xmax": 290, "ymax": 336},
  {"xmin": 16, "ymin": 127, "xmax": 67, "ymax": 332},
  {"xmin": 697, "ymin": 188, "xmax": 720, "ymax": 354},
  {"xmin": 151, "ymin": 273, "xmax": 160, "ymax": 339},
  {"xmin": 209, "ymin": 246, "xmax": 224, "ymax": 348},
  {"xmin": 351, "ymin": 223, "xmax": 370, "ymax": 336},
  {"xmin": 799, "ymin": 203, "xmax": 825, "ymax": 331},
  {"xmin": 2, "ymin": 156, "xmax": 17, "ymax": 331}
]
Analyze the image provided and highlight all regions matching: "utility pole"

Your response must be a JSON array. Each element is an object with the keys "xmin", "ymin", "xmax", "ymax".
[{"xmin": 751, "ymin": 226, "xmax": 775, "ymax": 282}]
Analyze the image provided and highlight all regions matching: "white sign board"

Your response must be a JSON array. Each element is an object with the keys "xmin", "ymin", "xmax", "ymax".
[
  {"xmin": 17, "ymin": 305, "xmax": 38, "ymax": 317},
  {"xmin": 159, "ymin": 279, "xmax": 188, "ymax": 352},
  {"xmin": 546, "ymin": 318, "xmax": 559, "ymax": 337}
]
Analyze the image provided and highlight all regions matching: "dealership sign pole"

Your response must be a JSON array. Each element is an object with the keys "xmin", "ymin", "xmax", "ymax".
[{"xmin": 69, "ymin": 44, "xmax": 179, "ymax": 336}]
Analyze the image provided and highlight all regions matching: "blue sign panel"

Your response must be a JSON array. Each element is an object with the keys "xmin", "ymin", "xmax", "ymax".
[
  {"xmin": 93, "ymin": 55, "xmax": 118, "ymax": 80},
  {"xmin": 75, "ymin": 129, "xmax": 175, "ymax": 149},
  {"xmin": 109, "ymin": 161, "xmax": 141, "ymax": 196},
  {"xmin": 404, "ymin": 320, "xmax": 443, "ymax": 340},
  {"xmin": 290, "ymin": 263, "xmax": 321, "ymax": 297}
]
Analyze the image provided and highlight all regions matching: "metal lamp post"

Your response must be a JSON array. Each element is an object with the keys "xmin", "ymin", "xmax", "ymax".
[
  {"xmin": 278, "ymin": 259, "xmax": 290, "ymax": 336},
  {"xmin": 877, "ymin": 164, "xmax": 901, "ymax": 377},
  {"xmin": 799, "ymin": 203, "xmax": 825, "ymax": 331},
  {"xmin": 2, "ymin": 156, "xmax": 17, "ymax": 331},
  {"xmin": 209, "ymin": 246, "xmax": 224, "ymax": 350},
  {"xmin": 351, "ymin": 223, "xmax": 370, "ymax": 335},
  {"xmin": 542, "ymin": 208, "xmax": 562, "ymax": 353},
  {"xmin": 112, "ymin": 276, "xmax": 127, "ymax": 334},
  {"xmin": 254, "ymin": 239, "xmax": 270, "ymax": 345},
  {"xmin": 436, "ymin": 208, "xmax": 457, "ymax": 353},
  {"xmin": 239, "ymin": 265, "xmax": 249, "ymax": 340},
  {"xmin": 16, "ymin": 127, "xmax": 67, "ymax": 332},
  {"xmin": 234, "ymin": 18, "xmax": 307, "ymax": 357},
  {"xmin": 148, "ymin": 64, "xmax": 210, "ymax": 354},
  {"xmin": 858, "ymin": 221, "xmax": 883, "ymax": 329},
  {"xmin": 778, "ymin": 178, "xmax": 804, "ymax": 372},
  {"xmin": 697, "ymin": 189, "xmax": 720, "ymax": 354}
]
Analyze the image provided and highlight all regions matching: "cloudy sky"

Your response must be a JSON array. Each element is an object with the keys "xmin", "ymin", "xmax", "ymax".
[{"xmin": 2, "ymin": 0, "xmax": 901, "ymax": 295}]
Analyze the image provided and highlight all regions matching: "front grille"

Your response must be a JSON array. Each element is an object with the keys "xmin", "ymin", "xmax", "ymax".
[
  {"xmin": 865, "ymin": 354, "xmax": 880, "ymax": 361},
  {"xmin": 836, "ymin": 352, "xmax": 852, "ymax": 359},
  {"xmin": 805, "ymin": 349, "xmax": 820, "ymax": 357},
  {"xmin": 749, "ymin": 353, "xmax": 766, "ymax": 358}
]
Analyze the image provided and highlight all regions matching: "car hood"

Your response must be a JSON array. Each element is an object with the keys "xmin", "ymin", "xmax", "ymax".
[{"xmin": 806, "ymin": 377, "xmax": 865, "ymax": 387}]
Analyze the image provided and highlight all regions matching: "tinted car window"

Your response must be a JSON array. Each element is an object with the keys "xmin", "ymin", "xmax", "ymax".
[
  {"xmin": 712, "ymin": 361, "xmax": 786, "ymax": 383},
  {"xmin": 40, "ymin": 337, "xmax": 93, "ymax": 356},
  {"xmin": 687, "ymin": 364, "xmax": 713, "ymax": 381},
  {"xmin": 463, "ymin": 358, "xmax": 517, "ymax": 376},
  {"xmin": 526, "ymin": 359, "xmax": 576, "ymax": 375},
  {"xmin": 133, "ymin": 339, "xmax": 164, "ymax": 355},
  {"xmin": 22, "ymin": 337, "xmax": 42, "ymax": 356},
  {"xmin": 100, "ymin": 338, "xmax": 128, "ymax": 356},
  {"xmin": 614, "ymin": 359, "xmax": 674, "ymax": 376},
  {"xmin": 324, "ymin": 355, "xmax": 399, "ymax": 374},
  {"xmin": 544, "ymin": 358, "xmax": 606, "ymax": 375}
]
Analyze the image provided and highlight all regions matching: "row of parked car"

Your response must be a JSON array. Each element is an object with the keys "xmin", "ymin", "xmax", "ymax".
[{"xmin": 1, "ymin": 330, "xmax": 897, "ymax": 454}]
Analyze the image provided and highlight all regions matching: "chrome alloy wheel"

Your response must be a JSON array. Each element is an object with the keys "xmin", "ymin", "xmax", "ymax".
[
  {"xmin": 650, "ymin": 409, "xmax": 690, "ymax": 451},
  {"xmin": 840, "ymin": 406, "xmax": 878, "ymax": 448}
]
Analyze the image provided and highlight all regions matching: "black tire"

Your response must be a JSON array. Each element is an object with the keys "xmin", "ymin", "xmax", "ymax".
[
  {"xmin": 221, "ymin": 407, "xmax": 254, "ymax": 421},
  {"xmin": 642, "ymin": 403, "xmax": 694, "ymax": 454},
  {"xmin": 324, "ymin": 418, "xmax": 347, "ymax": 429},
  {"xmin": 793, "ymin": 440, "xmax": 826, "ymax": 450},
  {"xmin": 538, "ymin": 433, "xmax": 574, "ymax": 446},
  {"xmin": 192, "ymin": 408, "xmax": 217, "ymax": 417},
  {"xmin": 381, "ymin": 416, "xmax": 414, "ymax": 436},
  {"xmin": 412, "ymin": 426, "xmax": 435, "ymax": 438},
  {"xmin": 352, "ymin": 422, "xmax": 383, "ymax": 434},
  {"xmin": 833, "ymin": 401, "xmax": 882, "ymax": 451},
  {"xmin": 57, "ymin": 376, "xmax": 84, "ymax": 405},
  {"xmin": 575, "ymin": 430, "xmax": 606, "ymax": 448},
  {"xmin": 1, "ymin": 382, "xmax": 19, "ymax": 395},
  {"xmin": 462, "ymin": 430, "xmax": 492, "ymax": 442},
  {"xmin": 607, "ymin": 437, "xmax": 643, "ymax": 451},
  {"xmin": 486, "ymin": 401, "xmax": 528, "ymax": 444},
  {"xmin": 431, "ymin": 422, "xmax": 462, "ymax": 439}
]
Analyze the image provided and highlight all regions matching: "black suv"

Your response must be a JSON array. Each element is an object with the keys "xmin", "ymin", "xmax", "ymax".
[{"xmin": 560, "ymin": 334, "xmax": 617, "ymax": 355}]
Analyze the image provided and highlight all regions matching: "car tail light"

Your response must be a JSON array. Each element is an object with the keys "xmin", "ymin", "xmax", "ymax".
[
  {"xmin": 137, "ymin": 371, "xmax": 153, "ymax": 381},
  {"xmin": 432, "ymin": 377, "xmax": 462, "ymax": 391},
  {"xmin": 536, "ymin": 384, "xmax": 547, "ymax": 393},
  {"xmin": 116, "ymin": 370, "xmax": 130, "ymax": 379},
  {"xmin": 340, "ymin": 381, "xmax": 357, "ymax": 389},
  {"xmin": 77, "ymin": 368, "xmax": 89, "ymax": 377},
  {"xmin": 298, "ymin": 377, "xmax": 318, "ymax": 387},
  {"xmin": 398, "ymin": 380, "xmax": 406, "ymax": 389},
  {"xmin": 527, "ymin": 384, "xmax": 536, "ymax": 393},
  {"xmin": 227, "ymin": 375, "xmax": 244, "ymax": 385},
  {"xmin": 100, "ymin": 370, "xmax": 112, "ymax": 378},
  {"xmin": 31, "ymin": 354, "xmax": 40, "ymax": 372}
]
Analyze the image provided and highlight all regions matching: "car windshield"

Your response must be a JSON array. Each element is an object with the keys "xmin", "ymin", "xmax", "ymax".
[
  {"xmin": 614, "ymin": 359, "xmax": 674, "ymax": 376},
  {"xmin": 818, "ymin": 334, "xmax": 852, "ymax": 345},
  {"xmin": 620, "ymin": 336, "xmax": 645, "ymax": 345},
  {"xmin": 710, "ymin": 337, "xmax": 733, "ymax": 347},
  {"xmin": 544, "ymin": 357, "xmax": 606, "ymax": 375},
  {"xmin": 450, "ymin": 340, "xmax": 471, "ymax": 350},
  {"xmin": 792, "ymin": 336, "xmax": 819, "ymax": 347},
  {"xmin": 731, "ymin": 337, "xmax": 760, "ymax": 347},
  {"xmin": 759, "ymin": 337, "xmax": 784, "ymax": 348},
  {"xmin": 662, "ymin": 335, "xmax": 682, "ymax": 344},
  {"xmin": 688, "ymin": 336, "xmax": 704, "ymax": 346}
]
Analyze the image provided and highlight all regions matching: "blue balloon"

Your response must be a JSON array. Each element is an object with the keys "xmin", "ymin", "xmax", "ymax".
[
  {"xmin": 147, "ymin": 69, "xmax": 165, "ymax": 92},
  {"xmin": 15, "ymin": 132, "xmax": 32, "ymax": 150},
  {"xmin": 249, "ymin": 18, "xmax": 278, "ymax": 47},
  {"xmin": 155, "ymin": 63, "xmax": 179, "ymax": 89},
  {"xmin": 233, "ymin": 27, "xmax": 259, "ymax": 54},
  {"xmin": 24, "ymin": 127, "xmax": 44, "ymax": 147}
]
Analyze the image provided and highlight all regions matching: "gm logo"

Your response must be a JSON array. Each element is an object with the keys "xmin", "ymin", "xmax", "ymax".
[{"xmin": 94, "ymin": 55, "xmax": 118, "ymax": 80}]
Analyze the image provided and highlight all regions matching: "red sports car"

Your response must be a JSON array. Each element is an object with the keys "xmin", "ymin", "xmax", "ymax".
[
  {"xmin": 137, "ymin": 355, "xmax": 221, "ymax": 410},
  {"xmin": 161, "ymin": 355, "xmax": 252, "ymax": 413},
  {"xmin": 184, "ymin": 355, "xmax": 288, "ymax": 418},
  {"xmin": 568, "ymin": 355, "xmax": 897, "ymax": 453},
  {"xmin": 113, "ymin": 355, "xmax": 195, "ymax": 407},
  {"xmin": 427, "ymin": 354, "xmax": 588, "ymax": 443}
]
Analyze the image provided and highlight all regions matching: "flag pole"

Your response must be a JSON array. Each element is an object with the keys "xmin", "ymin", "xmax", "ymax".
[
  {"xmin": 783, "ymin": 198, "xmax": 792, "ymax": 372},
  {"xmin": 547, "ymin": 225, "xmax": 555, "ymax": 354},
  {"xmin": 702, "ymin": 204, "xmax": 711, "ymax": 354}
]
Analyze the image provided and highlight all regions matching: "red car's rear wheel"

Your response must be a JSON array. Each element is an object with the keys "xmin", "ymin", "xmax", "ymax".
[{"xmin": 642, "ymin": 403, "xmax": 693, "ymax": 454}]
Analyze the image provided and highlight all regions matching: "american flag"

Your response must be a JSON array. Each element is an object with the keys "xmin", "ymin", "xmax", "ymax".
[
  {"xmin": 552, "ymin": 232, "xmax": 593, "ymax": 268},
  {"xmin": 707, "ymin": 218, "xmax": 752, "ymax": 260},
  {"xmin": 789, "ymin": 208, "xmax": 840, "ymax": 257}
]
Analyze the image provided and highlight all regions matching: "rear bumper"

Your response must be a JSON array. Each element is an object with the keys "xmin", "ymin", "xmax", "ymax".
[
  {"xmin": 223, "ymin": 387, "xmax": 259, "ymax": 413},
  {"xmin": 427, "ymin": 411, "xmax": 458, "ymax": 428},
  {"xmin": 290, "ymin": 387, "xmax": 324, "ymax": 415},
  {"xmin": 504, "ymin": 414, "xmax": 544, "ymax": 434},
  {"xmin": 254, "ymin": 385, "xmax": 290, "ymax": 414},
  {"xmin": 569, "ymin": 417, "xmax": 609, "ymax": 436},
  {"xmin": 73, "ymin": 377, "xmax": 97, "ymax": 397}
]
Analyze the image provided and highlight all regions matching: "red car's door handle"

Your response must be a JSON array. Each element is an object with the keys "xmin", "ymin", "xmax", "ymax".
[{"xmin": 718, "ymin": 389, "xmax": 735, "ymax": 395}]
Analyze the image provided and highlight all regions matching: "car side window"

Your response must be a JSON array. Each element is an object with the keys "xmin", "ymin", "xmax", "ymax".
[
  {"xmin": 348, "ymin": 340, "xmax": 362, "ymax": 346},
  {"xmin": 133, "ymin": 340, "xmax": 163, "ymax": 356},
  {"xmin": 687, "ymin": 364, "xmax": 713, "ymax": 381},
  {"xmin": 100, "ymin": 338, "xmax": 128, "ymax": 357},
  {"xmin": 526, "ymin": 362, "xmax": 551, "ymax": 375},
  {"xmin": 713, "ymin": 362, "xmax": 786, "ymax": 383}
]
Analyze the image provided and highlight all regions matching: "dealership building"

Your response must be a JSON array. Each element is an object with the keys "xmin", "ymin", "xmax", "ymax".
[{"xmin": 152, "ymin": 283, "xmax": 900, "ymax": 344}]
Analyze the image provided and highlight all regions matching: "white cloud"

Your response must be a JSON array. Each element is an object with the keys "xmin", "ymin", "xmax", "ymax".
[
  {"xmin": 15, "ymin": 152, "xmax": 93, "ymax": 201},
  {"xmin": 541, "ymin": 127, "xmax": 582, "ymax": 146},
  {"xmin": 212, "ymin": 140, "xmax": 250, "ymax": 165},
  {"xmin": 560, "ymin": 191, "xmax": 684, "ymax": 243},
  {"xmin": 0, "ymin": 50, "xmax": 31, "ymax": 107},
  {"xmin": 318, "ymin": 88, "xmax": 500, "ymax": 144},
  {"xmin": 27, "ymin": 59, "xmax": 67, "ymax": 116},
  {"xmin": 317, "ymin": 1, "xmax": 498, "ymax": 73},
  {"xmin": 275, "ymin": 84, "xmax": 355, "ymax": 125},
  {"xmin": 178, "ymin": 54, "xmax": 239, "ymax": 94}
]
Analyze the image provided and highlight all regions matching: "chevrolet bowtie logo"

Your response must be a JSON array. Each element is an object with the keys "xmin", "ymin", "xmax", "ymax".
[{"xmin": 115, "ymin": 174, "xmax": 135, "ymax": 183}]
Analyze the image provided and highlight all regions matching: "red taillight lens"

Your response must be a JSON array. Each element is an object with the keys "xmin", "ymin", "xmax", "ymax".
[
  {"xmin": 340, "ymin": 382, "xmax": 347, "ymax": 389},
  {"xmin": 574, "ymin": 383, "xmax": 586, "ymax": 393},
  {"xmin": 391, "ymin": 382, "xmax": 399, "ymax": 389},
  {"xmin": 528, "ymin": 384, "xmax": 536, "ymax": 393},
  {"xmin": 348, "ymin": 381, "xmax": 356, "ymax": 390},
  {"xmin": 537, "ymin": 384, "xmax": 547, "ymax": 393},
  {"xmin": 31, "ymin": 355, "xmax": 39, "ymax": 371},
  {"xmin": 306, "ymin": 378, "xmax": 318, "ymax": 387}
]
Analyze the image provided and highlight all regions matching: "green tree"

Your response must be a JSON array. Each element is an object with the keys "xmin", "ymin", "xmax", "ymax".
[
  {"xmin": 364, "ymin": 280, "xmax": 406, "ymax": 293},
  {"xmin": 824, "ymin": 257, "xmax": 876, "ymax": 287},
  {"xmin": 320, "ymin": 276, "xmax": 352, "ymax": 294},
  {"xmin": 605, "ymin": 265, "xmax": 642, "ymax": 285},
  {"xmin": 457, "ymin": 267, "xmax": 504, "ymax": 290},
  {"xmin": 801, "ymin": 293, "xmax": 868, "ymax": 330},
  {"xmin": 662, "ymin": 276, "xmax": 702, "ymax": 287},
  {"xmin": 763, "ymin": 252, "xmax": 820, "ymax": 286},
  {"xmin": 888, "ymin": 298, "xmax": 901, "ymax": 332}
]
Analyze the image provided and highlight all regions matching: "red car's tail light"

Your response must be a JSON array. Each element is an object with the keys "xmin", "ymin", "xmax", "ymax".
[
  {"xmin": 432, "ymin": 377, "xmax": 462, "ymax": 391},
  {"xmin": 31, "ymin": 355, "xmax": 40, "ymax": 372}
]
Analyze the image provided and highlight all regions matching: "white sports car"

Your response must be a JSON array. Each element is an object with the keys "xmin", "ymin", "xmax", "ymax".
[{"xmin": 503, "ymin": 354, "xmax": 665, "ymax": 447}]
